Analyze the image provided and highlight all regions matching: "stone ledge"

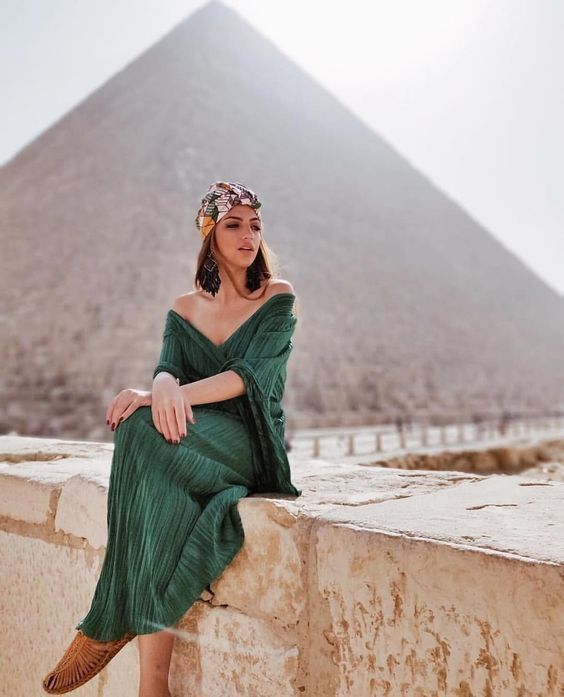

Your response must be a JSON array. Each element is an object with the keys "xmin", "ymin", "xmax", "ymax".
[
  {"xmin": 1, "ymin": 434, "xmax": 562, "ymax": 696},
  {"xmin": 316, "ymin": 474, "xmax": 563, "ymax": 565}
]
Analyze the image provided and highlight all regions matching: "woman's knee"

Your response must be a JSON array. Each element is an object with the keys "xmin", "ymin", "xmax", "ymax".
[{"xmin": 113, "ymin": 406, "xmax": 149, "ymax": 444}]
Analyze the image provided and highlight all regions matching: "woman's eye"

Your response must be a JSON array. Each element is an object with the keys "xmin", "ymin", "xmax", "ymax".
[{"xmin": 226, "ymin": 224, "xmax": 261, "ymax": 231}]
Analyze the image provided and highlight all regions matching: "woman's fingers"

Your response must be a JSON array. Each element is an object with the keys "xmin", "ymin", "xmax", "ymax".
[
  {"xmin": 164, "ymin": 405, "xmax": 180, "ymax": 443},
  {"xmin": 187, "ymin": 406, "xmax": 195, "ymax": 426},
  {"xmin": 166, "ymin": 398, "xmax": 194, "ymax": 444},
  {"xmin": 184, "ymin": 397, "xmax": 196, "ymax": 426},
  {"xmin": 174, "ymin": 402, "xmax": 187, "ymax": 440},
  {"xmin": 150, "ymin": 381, "xmax": 196, "ymax": 445},
  {"xmin": 158, "ymin": 406, "xmax": 170, "ymax": 440},
  {"xmin": 107, "ymin": 388, "xmax": 149, "ymax": 429},
  {"xmin": 116, "ymin": 404, "xmax": 136, "ymax": 424},
  {"xmin": 151, "ymin": 400, "xmax": 170, "ymax": 440},
  {"xmin": 151, "ymin": 404, "xmax": 163, "ymax": 436},
  {"xmin": 108, "ymin": 397, "xmax": 127, "ymax": 430},
  {"xmin": 106, "ymin": 395, "xmax": 118, "ymax": 427}
]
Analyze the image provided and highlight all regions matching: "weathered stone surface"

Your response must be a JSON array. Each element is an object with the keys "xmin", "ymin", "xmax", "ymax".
[
  {"xmin": 171, "ymin": 601, "xmax": 299, "ymax": 696},
  {"xmin": 309, "ymin": 525, "xmax": 563, "ymax": 696},
  {"xmin": 0, "ymin": 435, "xmax": 111, "ymax": 527},
  {"xmin": 0, "ymin": 530, "xmax": 138, "ymax": 697},
  {"xmin": 1, "ymin": 434, "xmax": 563, "ymax": 696},
  {"xmin": 0, "ymin": 466, "xmax": 62, "ymax": 524},
  {"xmin": 210, "ymin": 497, "xmax": 307, "ymax": 631},
  {"xmin": 55, "ymin": 473, "xmax": 109, "ymax": 549},
  {"xmin": 317, "ymin": 474, "xmax": 564, "ymax": 563},
  {"xmin": 282, "ymin": 458, "xmax": 484, "ymax": 514}
]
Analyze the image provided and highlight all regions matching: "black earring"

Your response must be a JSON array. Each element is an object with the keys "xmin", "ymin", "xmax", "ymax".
[
  {"xmin": 246, "ymin": 260, "xmax": 262, "ymax": 292},
  {"xmin": 201, "ymin": 250, "xmax": 221, "ymax": 296}
]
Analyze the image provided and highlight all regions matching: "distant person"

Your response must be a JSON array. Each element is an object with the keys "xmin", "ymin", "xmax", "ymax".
[{"xmin": 42, "ymin": 181, "xmax": 302, "ymax": 695}]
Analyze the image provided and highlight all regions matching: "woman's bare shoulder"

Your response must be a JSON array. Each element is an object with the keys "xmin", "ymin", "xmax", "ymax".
[
  {"xmin": 266, "ymin": 279, "xmax": 295, "ymax": 298},
  {"xmin": 171, "ymin": 291, "xmax": 201, "ymax": 319},
  {"xmin": 171, "ymin": 282, "xmax": 297, "ymax": 317}
]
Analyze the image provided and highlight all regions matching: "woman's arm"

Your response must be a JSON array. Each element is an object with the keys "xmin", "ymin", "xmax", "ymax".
[{"xmin": 179, "ymin": 370, "xmax": 246, "ymax": 405}]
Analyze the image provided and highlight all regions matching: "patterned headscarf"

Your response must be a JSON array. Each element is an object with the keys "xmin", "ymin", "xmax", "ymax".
[{"xmin": 195, "ymin": 181, "xmax": 262, "ymax": 241}]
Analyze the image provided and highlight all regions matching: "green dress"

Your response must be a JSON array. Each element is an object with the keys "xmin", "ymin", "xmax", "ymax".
[{"xmin": 75, "ymin": 292, "xmax": 302, "ymax": 640}]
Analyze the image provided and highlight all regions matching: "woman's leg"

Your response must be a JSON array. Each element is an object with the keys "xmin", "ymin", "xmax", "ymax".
[{"xmin": 137, "ymin": 628, "xmax": 176, "ymax": 697}]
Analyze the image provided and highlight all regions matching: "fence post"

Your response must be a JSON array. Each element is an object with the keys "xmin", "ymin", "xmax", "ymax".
[
  {"xmin": 375, "ymin": 431, "xmax": 382, "ymax": 452},
  {"xmin": 312, "ymin": 436, "xmax": 320, "ymax": 458}
]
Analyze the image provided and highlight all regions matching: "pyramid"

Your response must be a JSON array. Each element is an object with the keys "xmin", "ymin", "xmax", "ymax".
[{"xmin": 1, "ymin": 0, "xmax": 563, "ymax": 437}]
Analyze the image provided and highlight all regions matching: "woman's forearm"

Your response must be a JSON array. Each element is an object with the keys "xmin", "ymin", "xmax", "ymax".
[{"xmin": 180, "ymin": 370, "xmax": 246, "ymax": 405}]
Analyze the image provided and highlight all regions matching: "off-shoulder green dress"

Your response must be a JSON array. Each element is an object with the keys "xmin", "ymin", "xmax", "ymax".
[{"xmin": 75, "ymin": 292, "xmax": 301, "ymax": 640}]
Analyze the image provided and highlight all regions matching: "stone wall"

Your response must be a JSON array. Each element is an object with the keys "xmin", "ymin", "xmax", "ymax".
[{"xmin": 1, "ymin": 434, "xmax": 563, "ymax": 696}]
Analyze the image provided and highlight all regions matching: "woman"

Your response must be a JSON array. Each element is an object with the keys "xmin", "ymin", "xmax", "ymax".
[{"xmin": 42, "ymin": 181, "xmax": 302, "ymax": 696}]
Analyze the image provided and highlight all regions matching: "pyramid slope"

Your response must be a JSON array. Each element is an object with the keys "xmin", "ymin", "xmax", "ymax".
[{"xmin": 1, "ymin": 0, "xmax": 562, "ymax": 437}]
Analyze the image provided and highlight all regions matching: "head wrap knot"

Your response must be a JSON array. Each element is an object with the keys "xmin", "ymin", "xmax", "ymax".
[{"xmin": 195, "ymin": 181, "xmax": 262, "ymax": 240}]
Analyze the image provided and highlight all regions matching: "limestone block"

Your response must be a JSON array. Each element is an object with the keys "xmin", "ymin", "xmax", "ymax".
[
  {"xmin": 2, "ymin": 435, "xmax": 562, "ymax": 696},
  {"xmin": 317, "ymin": 474, "xmax": 564, "ymax": 563},
  {"xmin": 55, "ymin": 473, "xmax": 109, "ymax": 549},
  {"xmin": 0, "ymin": 465, "xmax": 63, "ymax": 524},
  {"xmin": 0, "ymin": 434, "xmax": 114, "ymax": 462},
  {"xmin": 307, "ymin": 473, "xmax": 564, "ymax": 695},
  {"xmin": 210, "ymin": 497, "xmax": 307, "ymax": 630},
  {"xmin": 0, "ymin": 529, "xmax": 138, "ymax": 697},
  {"xmin": 171, "ymin": 600, "xmax": 299, "ymax": 697},
  {"xmin": 208, "ymin": 465, "xmax": 482, "ymax": 630},
  {"xmin": 289, "ymin": 458, "xmax": 484, "ymax": 512},
  {"xmin": 0, "ymin": 435, "xmax": 111, "ymax": 527},
  {"xmin": 309, "ymin": 523, "xmax": 563, "ymax": 696}
]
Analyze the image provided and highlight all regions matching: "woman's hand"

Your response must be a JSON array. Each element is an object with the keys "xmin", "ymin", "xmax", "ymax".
[
  {"xmin": 106, "ymin": 388, "xmax": 152, "ymax": 430},
  {"xmin": 151, "ymin": 373, "xmax": 196, "ymax": 444}
]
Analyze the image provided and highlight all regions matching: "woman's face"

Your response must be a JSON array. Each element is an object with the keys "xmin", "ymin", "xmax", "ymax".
[{"xmin": 214, "ymin": 204, "xmax": 262, "ymax": 267}]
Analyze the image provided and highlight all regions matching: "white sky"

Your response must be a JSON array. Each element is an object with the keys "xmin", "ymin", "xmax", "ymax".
[{"xmin": 1, "ymin": 0, "xmax": 562, "ymax": 295}]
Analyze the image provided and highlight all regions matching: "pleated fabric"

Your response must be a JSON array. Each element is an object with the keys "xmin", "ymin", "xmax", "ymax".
[{"xmin": 75, "ymin": 292, "xmax": 301, "ymax": 640}]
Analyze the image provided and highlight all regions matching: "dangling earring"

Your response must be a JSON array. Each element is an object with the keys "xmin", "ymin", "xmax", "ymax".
[
  {"xmin": 201, "ymin": 250, "xmax": 221, "ymax": 296},
  {"xmin": 246, "ymin": 260, "xmax": 262, "ymax": 292}
]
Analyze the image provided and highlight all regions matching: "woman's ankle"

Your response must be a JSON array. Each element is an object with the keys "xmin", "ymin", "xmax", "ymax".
[{"xmin": 138, "ymin": 685, "xmax": 170, "ymax": 697}]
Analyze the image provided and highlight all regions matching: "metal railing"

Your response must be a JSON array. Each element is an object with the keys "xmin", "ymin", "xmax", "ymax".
[{"xmin": 288, "ymin": 415, "xmax": 564, "ymax": 459}]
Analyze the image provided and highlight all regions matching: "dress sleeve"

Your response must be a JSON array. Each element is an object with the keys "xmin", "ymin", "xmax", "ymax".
[
  {"xmin": 152, "ymin": 317, "xmax": 190, "ymax": 385},
  {"xmin": 217, "ymin": 302, "xmax": 301, "ymax": 497}
]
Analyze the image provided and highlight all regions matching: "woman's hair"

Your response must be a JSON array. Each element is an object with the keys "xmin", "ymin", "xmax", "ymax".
[{"xmin": 194, "ymin": 223, "xmax": 281, "ymax": 300}]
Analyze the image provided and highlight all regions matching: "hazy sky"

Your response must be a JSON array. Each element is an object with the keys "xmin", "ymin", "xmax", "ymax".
[{"xmin": 1, "ymin": 0, "xmax": 562, "ymax": 295}]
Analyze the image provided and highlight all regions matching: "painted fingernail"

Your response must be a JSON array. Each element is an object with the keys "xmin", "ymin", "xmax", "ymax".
[
  {"xmin": 106, "ymin": 419, "xmax": 110, "ymax": 425},
  {"xmin": 111, "ymin": 422, "xmax": 115, "ymax": 429}
]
